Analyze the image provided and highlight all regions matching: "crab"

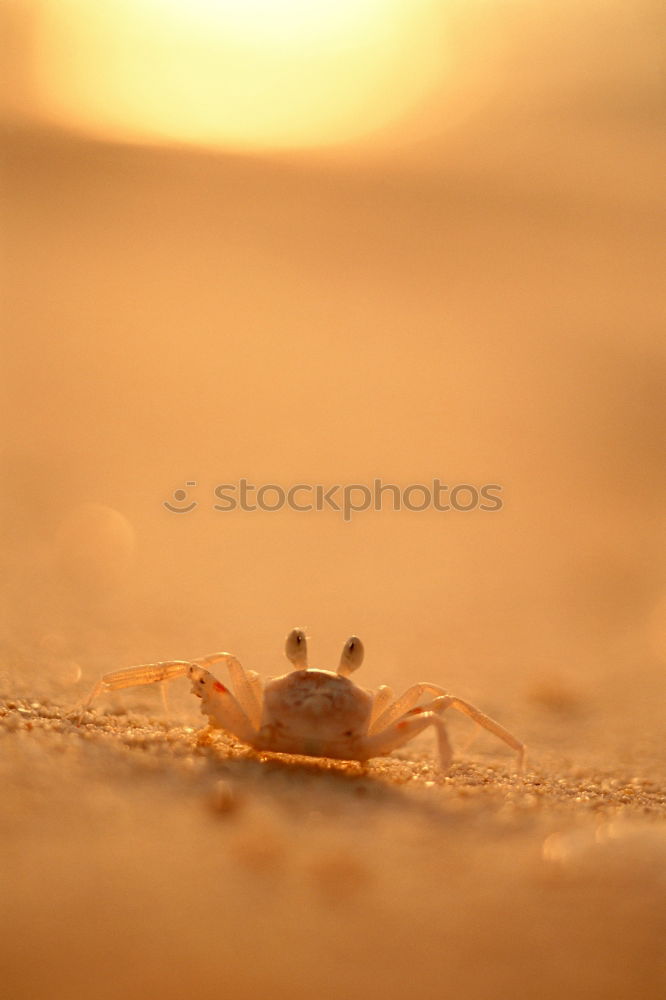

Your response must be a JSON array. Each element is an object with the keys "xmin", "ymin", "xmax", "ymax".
[{"xmin": 82, "ymin": 628, "xmax": 525, "ymax": 773}]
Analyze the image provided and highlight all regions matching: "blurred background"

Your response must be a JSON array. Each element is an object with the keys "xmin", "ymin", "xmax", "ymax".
[{"xmin": 1, "ymin": 0, "xmax": 664, "ymax": 729}]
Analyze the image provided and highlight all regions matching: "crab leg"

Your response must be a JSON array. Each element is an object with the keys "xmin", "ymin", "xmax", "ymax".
[
  {"xmin": 434, "ymin": 695, "xmax": 525, "ymax": 768},
  {"xmin": 358, "ymin": 712, "xmax": 454, "ymax": 772},
  {"xmin": 370, "ymin": 682, "xmax": 447, "ymax": 734},
  {"xmin": 368, "ymin": 685, "xmax": 395, "ymax": 729},
  {"xmin": 387, "ymin": 694, "xmax": 525, "ymax": 769},
  {"xmin": 82, "ymin": 660, "xmax": 192, "ymax": 710},
  {"xmin": 193, "ymin": 652, "xmax": 262, "ymax": 729}
]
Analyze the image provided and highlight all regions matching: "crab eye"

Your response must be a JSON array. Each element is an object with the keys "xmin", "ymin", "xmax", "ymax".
[
  {"xmin": 345, "ymin": 636, "xmax": 363, "ymax": 662},
  {"xmin": 338, "ymin": 635, "xmax": 364, "ymax": 676},
  {"xmin": 285, "ymin": 627, "xmax": 308, "ymax": 668}
]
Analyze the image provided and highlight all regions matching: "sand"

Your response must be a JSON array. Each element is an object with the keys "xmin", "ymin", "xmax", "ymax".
[{"xmin": 2, "ymin": 686, "xmax": 665, "ymax": 1000}]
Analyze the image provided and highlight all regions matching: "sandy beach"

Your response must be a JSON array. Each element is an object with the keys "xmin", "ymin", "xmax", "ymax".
[{"xmin": 2, "ymin": 670, "xmax": 665, "ymax": 1000}]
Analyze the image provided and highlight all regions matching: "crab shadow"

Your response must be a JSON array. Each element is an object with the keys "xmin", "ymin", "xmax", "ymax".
[{"xmin": 188, "ymin": 730, "xmax": 516, "ymax": 825}]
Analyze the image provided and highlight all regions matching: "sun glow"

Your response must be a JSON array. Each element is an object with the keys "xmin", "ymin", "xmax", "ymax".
[{"xmin": 32, "ymin": 0, "xmax": 447, "ymax": 150}]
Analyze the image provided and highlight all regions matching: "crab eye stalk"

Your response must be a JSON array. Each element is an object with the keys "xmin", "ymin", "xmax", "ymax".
[
  {"xmin": 285, "ymin": 627, "xmax": 308, "ymax": 669},
  {"xmin": 338, "ymin": 635, "xmax": 364, "ymax": 677}
]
